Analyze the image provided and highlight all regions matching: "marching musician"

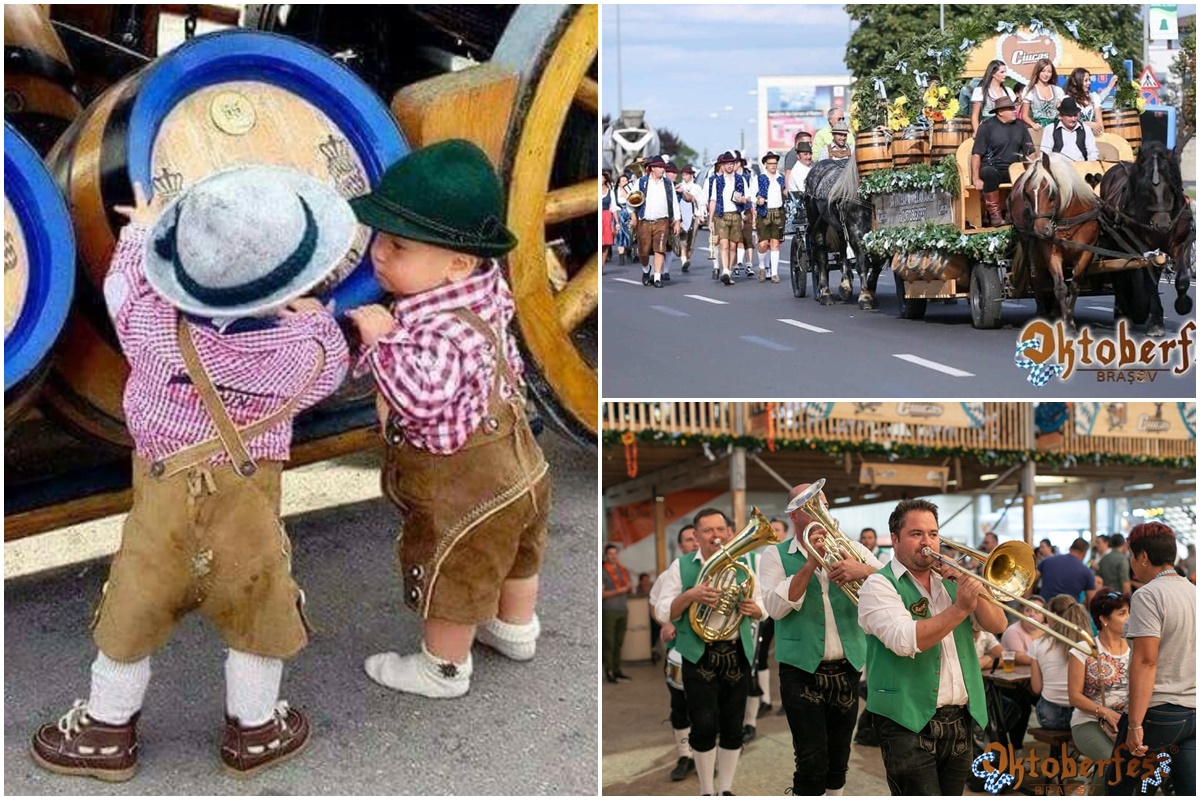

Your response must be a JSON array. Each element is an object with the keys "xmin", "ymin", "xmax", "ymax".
[
  {"xmin": 648, "ymin": 524, "xmax": 701, "ymax": 782},
  {"xmin": 759, "ymin": 483, "xmax": 881, "ymax": 796},
  {"xmin": 633, "ymin": 155, "xmax": 682, "ymax": 289},
  {"xmin": 707, "ymin": 152, "xmax": 747, "ymax": 286},
  {"xmin": 858, "ymin": 499, "xmax": 1007, "ymax": 796},
  {"xmin": 654, "ymin": 508, "xmax": 765, "ymax": 797},
  {"xmin": 754, "ymin": 152, "xmax": 787, "ymax": 284},
  {"xmin": 662, "ymin": 162, "xmax": 681, "ymax": 283},
  {"xmin": 733, "ymin": 151, "xmax": 757, "ymax": 277},
  {"xmin": 675, "ymin": 165, "xmax": 704, "ymax": 272}
]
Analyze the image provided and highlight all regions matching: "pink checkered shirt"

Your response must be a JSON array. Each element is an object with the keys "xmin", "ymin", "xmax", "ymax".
[
  {"xmin": 354, "ymin": 262, "xmax": 524, "ymax": 454},
  {"xmin": 105, "ymin": 224, "xmax": 350, "ymax": 465}
]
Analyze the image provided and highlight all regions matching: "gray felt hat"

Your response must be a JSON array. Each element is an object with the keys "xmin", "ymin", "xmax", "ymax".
[{"xmin": 144, "ymin": 165, "xmax": 357, "ymax": 318}]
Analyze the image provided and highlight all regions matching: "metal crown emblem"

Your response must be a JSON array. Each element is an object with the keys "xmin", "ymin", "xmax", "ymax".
[{"xmin": 151, "ymin": 167, "xmax": 185, "ymax": 199}]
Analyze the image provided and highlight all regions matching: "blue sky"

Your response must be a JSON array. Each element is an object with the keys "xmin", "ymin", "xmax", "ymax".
[{"xmin": 602, "ymin": 3, "xmax": 1196, "ymax": 165}]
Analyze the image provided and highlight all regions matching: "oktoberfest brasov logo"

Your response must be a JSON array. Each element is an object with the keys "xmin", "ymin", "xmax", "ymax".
[
  {"xmin": 972, "ymin": 741, "xmax": 1175, "ymax": 794},
  {"xmin": 1013, "ymin": 320, "xmax": 1196, "ymax": 386}
]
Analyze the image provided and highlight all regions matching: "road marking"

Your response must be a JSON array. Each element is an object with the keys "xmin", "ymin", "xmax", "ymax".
[
  {"xmin": 740, "ymin": 335, "xmax": 794, "ymax": 352},
  {"xmin": 892, "ymin": 354, "xmax": 975, "ymax": 378},
  {"xmin": 685, "ymin": 294, "xmax": 729, "ymax": 305},
  {"xmin": 777, "ymin": 318, "xmax": 832, "ymax": 334},
  {"xmin": 651, "ymin": 305, "xmax": 690, "ymax": 317},
  {"xmin": 612, "ymin": 278, "xmax": 643, "ymax": 286}
]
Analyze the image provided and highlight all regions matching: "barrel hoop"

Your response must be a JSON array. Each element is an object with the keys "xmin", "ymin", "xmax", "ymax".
[{"xmin": 3, "ymin": 45, "xmax": 77, "ymax": 89}]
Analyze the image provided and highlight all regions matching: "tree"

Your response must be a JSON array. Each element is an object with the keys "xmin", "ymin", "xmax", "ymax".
[
  {"xmin": 1172, "ymin": 27, "xmax": 1195, "ymax": 146},
  {"xmin": 845, "ymin": 5, "xmax": 1143, "ymax": 81},
  {"xmin": 657, "ymin": 127, "xmax": 699, "ymax": 167}
]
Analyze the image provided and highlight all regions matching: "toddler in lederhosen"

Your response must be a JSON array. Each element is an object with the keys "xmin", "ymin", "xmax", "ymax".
[
  {"xmin": 31, "ymin": 166, "xmax": 351, "ymax": 781},
  {"xmin": 345, "ymin": 140, "xmax": 550, "ymax": 698}
]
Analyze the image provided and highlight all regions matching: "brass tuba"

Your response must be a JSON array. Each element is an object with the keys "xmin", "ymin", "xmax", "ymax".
[
  {"xmin": 786, "ymin": 479, "xmax": 872, "ymax": 606},
  {"xmin": 688, "ymin": 507, "xmax": 781, "ymax": 642},
  {"xmin": 625, "ymin": 189, "xmax": 645, "ymax": 208}
]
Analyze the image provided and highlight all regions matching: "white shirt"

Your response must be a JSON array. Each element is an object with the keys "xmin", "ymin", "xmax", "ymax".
[
  {"xmin": 858, "ymin": 559, "xmax": 983, "ymax": 708},
  {"xmin": 1040, "ymin": 122, "xmax": 1100, "ymax": 162},
  {"xmin": 787, "ymin": 161, "xmax": 812, "ymax": 193},
  {"xmin": 760, "ymin": 538, "xmax": 882, "ymax": 662},
  {"xmin": 677, "ymin": 179, "xmax": 702, "ymax": 228},
  {"xmin": 648, "ymin": 568, "xmax": 670, "ymax": 624},
  {"xmin": 642, "ymin": 176, "xmax": 671, "ymax": 221},
  {"xmin": 1029, "ymin": 635, "xmax": 1073, "ymax": 706},
  {"xmin": 711, "ymin": 173, "xmax": 739, "ymax": 214},
  {"xmin": 764, "ymin": 172, "xmax": 784, "ymax": 209},
  {"xmin": 654, "ymin": 550, "xmax": 766, "ymax": 642}
]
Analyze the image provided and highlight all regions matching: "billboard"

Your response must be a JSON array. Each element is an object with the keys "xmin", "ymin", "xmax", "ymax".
[{"xmin": 757, "ymin": 74, "xmax": 852, "ymax": 157}]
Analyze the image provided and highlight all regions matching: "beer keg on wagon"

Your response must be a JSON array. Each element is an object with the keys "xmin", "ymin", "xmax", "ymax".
[
  {"xmin": 3, "ymin": 4, "xmax": 84, "ymax": 155},
  {"xmin": 43, "ymin": 30, "xmax": 407, "ymax": 447},
  {"xmin": 5, "ymin": 123, "xmax": 76, "ymax": 427}
]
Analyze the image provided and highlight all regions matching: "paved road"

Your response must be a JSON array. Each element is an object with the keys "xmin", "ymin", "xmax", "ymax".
[
  {"xmin": 603, "ymin": 229, "xmax": 1195, "ymax": 398},
  {"xmin": 4, "ymin": 430, "xmax": 597, "ymax": 796}
]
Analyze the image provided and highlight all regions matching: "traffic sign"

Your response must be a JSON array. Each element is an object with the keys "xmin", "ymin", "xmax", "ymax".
[{"xmin": 1139, "ymin": 66, "xmax": 1160, "ymax": 90}]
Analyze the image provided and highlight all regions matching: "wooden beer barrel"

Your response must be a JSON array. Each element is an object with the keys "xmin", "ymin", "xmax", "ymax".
[
  {"xmin": 1102, "ymin": 109, "xmax": 1142, "ymax": 154},
  {"xmin": 891, "ymin": 130, "xmax": 929, "ymax": 168},
  {"xmin": 43, "ymin": 30, "xmax": 407, "ymax": 447},
  {"xmin": 5, "ymin": 124, "xmax": 76, "ymax": 427},
  {"xmin": 3, "ymin": 4, "xmax": 84, "ymax": 155},
  {"xmin": 854, "ymin": 130, "xmax": 891, "ymax": 174},
  {"xmin": 931, "ymin": 118, "xmax": 973, "ymax": 161}
]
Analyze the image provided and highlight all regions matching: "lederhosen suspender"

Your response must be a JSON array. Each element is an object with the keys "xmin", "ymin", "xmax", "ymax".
[{"xmin": 149, "ymin": 318, "xmax": 326, "ymax": 478}]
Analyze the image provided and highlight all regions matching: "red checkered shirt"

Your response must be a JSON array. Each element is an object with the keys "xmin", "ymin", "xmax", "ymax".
[
  {"xmin": 104, "ymin": 224, "xmax": 350, "ymax": 464},
  {"xmin": 354, "ymin": 262, "xmax": 524, "ymax": 454}
]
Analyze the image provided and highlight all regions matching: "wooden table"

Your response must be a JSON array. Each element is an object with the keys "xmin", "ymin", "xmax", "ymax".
[{"xmin": 981, "ymin": 665, "xmax": 1033, "ymax": 746}]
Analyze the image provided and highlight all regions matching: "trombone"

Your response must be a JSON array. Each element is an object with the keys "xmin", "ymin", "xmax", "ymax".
[
  {"xmin": 923, "ymin": 539, "xmax": 1098, "ymax": 659},
  {"xmin": 786, "ymin": 479, "xmax": 872, "ymax": 606}
]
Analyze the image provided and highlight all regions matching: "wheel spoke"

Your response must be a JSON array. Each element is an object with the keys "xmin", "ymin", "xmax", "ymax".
[
  {"xmin": 544, "ymin": 180, "xmax": 596, "ymax": 226},
  {"xmin": 546, "ymin": 245, "xmax": 568, "ymax": 292},
  {"xmin": 575, "ymin": 77, "xmax": 598, "ymax": 114},
  {"xmin": 554, "ymin": 255, "xmax": 598, "ymax": 333}
]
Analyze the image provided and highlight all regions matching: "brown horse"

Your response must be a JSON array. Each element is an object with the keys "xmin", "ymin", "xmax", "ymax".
[{"xmin": 1007, "ymin": 152, "xmax": 1101, "ymax": 333}]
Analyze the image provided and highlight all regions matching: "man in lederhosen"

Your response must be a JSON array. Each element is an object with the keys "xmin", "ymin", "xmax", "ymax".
[
  {"xmin": 706, "ymin": 151, "xmax": 747, "ymax": 286},
  {"xmin": 633, "ymin": 154, "xmax": 681, "ymax": 289},
  {"xmin": 754, "ymin": 152, "xmax": 788, "ymax": 284},
  {"xmin": 732, "ymin": 150, "xmax": 757, "ymax": 277},
  {"xmin": 675, "ymin": 165, "xmax": 704, "ymax": 272}
]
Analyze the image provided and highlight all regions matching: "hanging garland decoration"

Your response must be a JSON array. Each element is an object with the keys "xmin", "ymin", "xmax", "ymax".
[
  {"xmin": 858, "ymin": 156, "xmax": 960, "ymax": 198},
  {"xmin": 863, "ymin": 223, "xmax": 1015, "ymax": 263},
  {"xmin": 601, "ymin": 429, "xmax": 1193, "ymax": 472},
  {"xmin": 621, "ymin": 431, "xmax": 638, "ymax": 478},
  {"xmin": 766, "ymin": 402, "xmax": 777, "ymax": 453}
]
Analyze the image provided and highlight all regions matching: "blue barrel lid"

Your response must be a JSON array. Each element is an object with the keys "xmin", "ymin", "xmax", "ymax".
[
  {"xmin": 125, "ymin": 30, "xmax": 406, "ymax": 313},
  {"xmin": 5, "ymin": 122, "xmax": 75, "ymax": 392}
]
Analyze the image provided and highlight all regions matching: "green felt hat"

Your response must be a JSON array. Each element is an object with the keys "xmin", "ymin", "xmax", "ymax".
[{"xmin": 350, "ymin": 139, "xmax": 517, "ymax": 258}]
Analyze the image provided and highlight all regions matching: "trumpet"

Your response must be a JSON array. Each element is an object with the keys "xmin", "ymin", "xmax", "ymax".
[
  {"xmin": 625, "ymin": 189, "xmax": 645, "ymax": 208},
  {"xmin": 688, "ymin": 507, "xmax": 781, "ymax": 642},
  {"xmin": 786, "ymin": 479, "xmax": 872, "ymax": 605}
]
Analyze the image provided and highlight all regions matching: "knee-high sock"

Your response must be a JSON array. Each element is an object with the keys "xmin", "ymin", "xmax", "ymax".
[
  {"xmin": 225, "ymin": 649, "xmax": 283, "ymax": 726},
  {"xmin": 674, "ymin": 726, "xmax": 692, "ymax": 758},
  {"xmin": 758, "ymin": 668, "xmax": 772, "ymax": 705},
  {"xmin": 717, "ymin": 746, "xmax": 742, "ymax": 793},
  {"xmin": 693, "ymin": 747, "xmax": 717, "ymax": 795},
  {"xmin": 737, "ymin": 245, "xmax": 745, "ymax": 265},
  {"xmin": 771, "ymin": 249, "xmax": 781, "ymax": 277},
  {"xmin": 743, "ymin": 695, "xmax": 760, "ymax": 727},
  {"xmin": 88, "ymin": 652, "xmax": 151, "ymax": 725}
]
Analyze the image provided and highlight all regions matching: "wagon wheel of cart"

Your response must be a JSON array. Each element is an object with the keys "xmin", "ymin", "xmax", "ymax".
[
  {"xmin": 790, "ymin": 235, "xmax": 808, "ymax": 299},
  {"xmin": 492, "ymin": 5, "xmax": 598, "ymax": 448}
]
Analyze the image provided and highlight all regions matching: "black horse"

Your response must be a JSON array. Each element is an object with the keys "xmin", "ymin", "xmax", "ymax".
[
  {"xmin": 803, "ymin": 152, "xmax": 882, "ymax": 308},
  {"xmin": 1100, "ymin": 141, "xmax": 1194, "ymax": 337}
]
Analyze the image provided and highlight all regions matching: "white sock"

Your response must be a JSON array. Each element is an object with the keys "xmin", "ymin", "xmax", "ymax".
[
  {"xmin": 642, "ymin": 265, "xmax": 650, "ymax": 274},
  {"xmin": 87, "ymin": 652, "xmax": 151, "ymax": 725},
  {"xmin": 771, "ymin": 249, "xmax": 781, "ymax": 277},
  {"xmin": 674, "ymin": 726, "xmax": 692, "ymax": 759},
  {"xmin": 758, "ymin": 668, "xmax": 772, "ymax": 705},
  {"xmin": 717, "ymin": 746, "xmax": 742, "ymax": 793},
  {"xmin": 364, "ymin": 642, "xmax": 472, "ymax": 699},
  {"xmin": 477, "ymin": 614, "xmax": 540, "ymax": 661},
  {"xmin": 737, "ymin": 245, "xmax": 745, "ymax": 265},
  {"xmin": 743, "ymin": 695, "xmax": 760, "ymax": 727},
  {"xmin": 693, "ymin": 748, "xmax": 717, "ymax": 795},
  {"xmin": 225, "ymin": 649, "xmax": 283, "ymax": 726}
]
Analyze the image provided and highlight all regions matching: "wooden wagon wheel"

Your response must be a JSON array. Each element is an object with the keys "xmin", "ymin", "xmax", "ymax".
[{"xmin": 493, "ymin": 5, "xmax": 597, "ymax": 447}]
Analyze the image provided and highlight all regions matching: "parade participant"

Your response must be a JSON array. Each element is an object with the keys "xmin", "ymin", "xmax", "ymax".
[
  {"xmin": 1065, "ymin": 68, "xmax": 1104, "ymax": 135},
  {"xmin": 1040, "ymin": 97, "xmax": 1100, "ymax": 162},
  {"xmin": 787, "ymin": 142, "xmax": 814, "ymax": 193},
  {"xmin": 817, "ymin": 123, "xmax": 851, "ymax": 162},
  {"xmin": 31, "ymin": 168, "xmax": 353, "ymax": 782},
  {"xmin": 858, "ymin": 498, "xmax": 1007, "ymax": 796},
  {"xmin": 811, "ymin": 107, "xmax": 846, "ymax": 164},
  {"xmin": 662, "ymin": 162, "xmax": 681, "ymax": 283},
  {"xmin": 970, "ymin": 96, "xmax": 1034, "ymax": 227},
  {"xmin": 784, "ymin": 130, "xmax": 815, "ymax": 186},
  {"xmin": 707, "ymin": 151, "xmax": 747, "ymax": 286},
  {"xmin": 676, "ymin": 165, "xmax": 704, "ymax": 272},
  {"xmin": 1107, "ymin": 522, "xmax": 1196, "ymax": 796},
  {"xmin": 754, "ymin": 152, "xmax": 787, "ymax": 284},
  {"xmin": 602, "ymin": 543, "xmax": 633, "ymax": 684},
  {"xmin": 1067, "ymin": 590, "xmax": 1130, "ymax": 791},
  {"xmin": 649, "ymin": 525, "xmax": 700, "ymax": 781},
  {"xmin": 654, "ymin": 508, "xmax": 765, "ymax": 797},
  {"xmin": 634, "ymin": 155, "xmax": 682, "ymax": 289},
  {"xmin": 341, "ymin": 141, "xmax": 550, "ymax": 698},
  {"xmin": 1037, "ymin": 538, "xmax": 1097, "ymax": 604},
  {"xmin": 614, "ymin": 172, "xmax": 634, "ymax": 265},
  {"xmin": 732, "ymin": 151, "xmax": 757, "ymax": 277},
  {"xmin": 1029, "ymin": 595, "xmax": 1092, "ymax": 730},
  {"xmin": 1022, "ymin": 58, "xmax": 1064, "ymax": 135},
  {"xmin": 760, "ymin": 483, "xmax": 882, "ymax": 796},
  {"xmin": 601, "ymin": 172, "xmax": 616, "ymax": 264},
  {"xmin": 970, "ymin": 60, "xmax": 1017, "ymax": 133}
]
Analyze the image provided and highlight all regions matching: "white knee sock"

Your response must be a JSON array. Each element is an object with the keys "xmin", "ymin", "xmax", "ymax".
[
  {"xmin": 743, "ymin": 695, "xmax": 760, "ymax": 727},
  {"xmin": 674, "ymin": 726, "xmax": 692, "ymax": 758},
  {"xmin": 737, "ymin": 245, "xmax": 745, "ymax": 265},
  {"xmin": 758, "ymin": 668, "xmax": 772, "ymax": 705},
  {"xmin": 88, "ymin": 652, "xmax": 151, "ymax": 725},
  {"xmin": 717, "ymin": 746, "xmax": 742, "ymax": 793},
  {"xmin": 693, "ymin": 747, "xmax": 717, "ymax": 795},
  {"xmin": 225, "ymin": 649, "xmax": 283, "ymax": 726},
  {"xmin": 771, "ymin": 249, "xmax": 781, "ymax": 277}
]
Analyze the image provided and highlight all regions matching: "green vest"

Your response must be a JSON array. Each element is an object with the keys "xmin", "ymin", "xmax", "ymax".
[
  {"xmin": 672, "ymin": 553, "xmax": 757, "ymax": 664},
  {"xmin": 864, "ymin": 562, "xmax": 988, "ymax": 732},
  {"xmin": 773, "ymin": 542, "xmax": 867, "ymax": 671}
]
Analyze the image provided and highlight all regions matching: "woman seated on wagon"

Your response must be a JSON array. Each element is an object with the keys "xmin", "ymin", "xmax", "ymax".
[
  {"xmin": 971, "ymin": 59, "xmax": 1018, "ymax": 133},
  {"xmin": 1022, "ymin": 58, "xmax": 1065, "ymax": 137},
  {"xmin": 1064, "ymin": 68, "xmax": 1104, "ymax": 135}
]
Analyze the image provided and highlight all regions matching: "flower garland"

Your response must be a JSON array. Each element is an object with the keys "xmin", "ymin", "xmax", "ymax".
[
  {"xmin": 863, "ymin": 223, "xmax": 1015, "ymax": 262},
  {"xmin": 858, "ymin": 156, "xmax": 960, "ymax": 198},
  {"xmin": 601, "ymin": 429, "xmax": 1194, "ymax": 471},
  {"xmin": 922, "ymin": 82, "xmax": 961, "ymax": 123},
  {"xmin": 886, "ymin": 95, "xmax": 911, "ymax": 131}
]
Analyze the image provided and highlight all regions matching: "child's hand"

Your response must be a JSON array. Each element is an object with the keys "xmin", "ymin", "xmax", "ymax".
[
  {"xmin": 279, "ymin": 297, "xmax": 332, "ymax": 318},
  {"xmin": 346, "ymin": 304, "xmax": 396, "ymax": 347},
  {"xmin": 112, "ymin": 182, "xmax": 166, "ymax": 227}
]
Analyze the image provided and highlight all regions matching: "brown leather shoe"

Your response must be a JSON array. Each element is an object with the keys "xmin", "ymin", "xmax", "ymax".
[
  {"xmin": 31, "ymin": 700, "xmax": 139, "ymax": 782},
  {"xmin": 221, "ymin": 702, "xmax": 310, "ymax": 778}
]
